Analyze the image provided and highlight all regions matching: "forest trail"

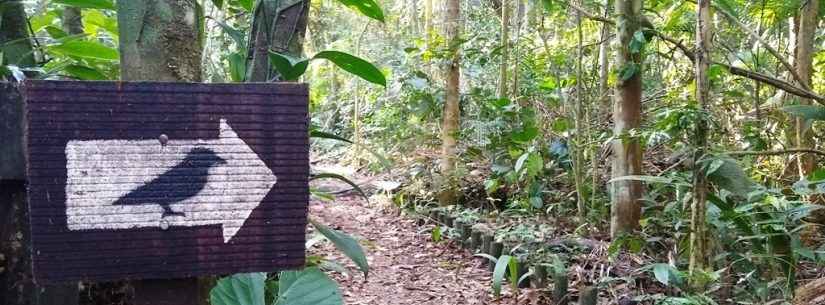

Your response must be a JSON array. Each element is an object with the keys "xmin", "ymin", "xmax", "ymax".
[{"xmin": 309, "ymin": 187, "xmax": 519, "ymax": 305}]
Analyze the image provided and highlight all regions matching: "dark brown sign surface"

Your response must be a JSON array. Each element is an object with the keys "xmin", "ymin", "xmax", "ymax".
[{"xmin": 24, "ymin": 81, "xmax": 308, "ymax": 283}]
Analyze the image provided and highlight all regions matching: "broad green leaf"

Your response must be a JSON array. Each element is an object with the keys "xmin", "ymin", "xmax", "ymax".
[
  {"xmin": 275, "ymin": 268, "xmax": 342, "ymax": 305},
  {"xmin": 652, "ymin": 263, "xmax": 671, "ymax": 286},
  {"xmin": 705, "ymin": 157, "xmax": 755, "ymax": 197},
  {"xmin": 53, "ymin": 0, "xmax": 115, "ymax": 10},
  {"xmin": 525, "ymin": 153, "xmax": 543, "ymax": 177},
  {"xmin": 309, "ymin": 172, "xmax": 367, "ymax": 200},
  {"xmin": 492, "ymin": 255, "xmax": 512, "ymax": 298},
  {"xmin": 212, "ymin": 0, "xmax": 224, "ymax": 8},
  {"xmin": 268, "ymin": 52, "xmax": 310, "ymax": 81},
  {"xmin": 309, "ymin": 219, "xmax": 369, "ymax": 278},
  {"xmin": 781, "ymin": 105, "xmax": 825, "ymax": 121},
  {"xmin": 333, "ymin": 0, "xmax": 385, "ymax": 22},
  {"xmin": 314, "ymin": 51, "xmax": 386, "ymax": 87},
  {"xmin": 629, "ymin": 30, "xmax": 647, "ymax": 54},
  {"xmin": 48, "ymin": 40, "xmax": 118, "ymax": 61},
  {"xmin": 64, "ymin": 64, "xmax": 107, "ymax": 80},
  {"xmin": 44, "ymin": 26, "xmax": 68, "ymax": 39},
  {"xmin": 228, "ymin": 52, "xmax": 246, "ymax": 82},
  {"xmin": 619, "ymin": 63, "xmax": 639, "ymax": 81},
  {"xmin": 210, "ymin": 273, "xmax": 266, "ymax": 305},
  {"xmin": 511, "ymin": 126, "xmax": 538, "ymax": 143}
]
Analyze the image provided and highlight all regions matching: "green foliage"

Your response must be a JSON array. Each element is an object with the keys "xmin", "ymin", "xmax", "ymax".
[
  {"xmin": 210, "ymin": 269, "xmax": 342, "ymax": 305},
  {"xmin": 309, "ymin": 219, "xmax": 370, "ymax": 278},
  {"xmin": 52, "ymin": 0, "xmax": 115, "ymax": 10},
  {"xmin": 269, "ymin": 51, "xmax": 385, "ymax": 86},
  {"xmin": 274, "ymin": 268, "xmax": 343, "ymax": 305},
  {"xmin": 48, "ymin": 40, "xmax": 119, "ymax": 61},
  {"xmin": 211, "ymin": 273, "xmax": 267, "ymax": 305},
  {"xmin": 332, "ymin": 0, "xmax": 385, "ymax": 22}
]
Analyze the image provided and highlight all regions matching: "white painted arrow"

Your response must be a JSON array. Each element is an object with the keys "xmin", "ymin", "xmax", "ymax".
[{"xmin": 64, "ymin": 119, "xmax": 277, "ymax": 243}]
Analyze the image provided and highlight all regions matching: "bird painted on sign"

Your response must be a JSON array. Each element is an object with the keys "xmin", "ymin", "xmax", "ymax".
[{"xmin": 112, "ymin": 147, "xmax": 227, "ymax": 218}]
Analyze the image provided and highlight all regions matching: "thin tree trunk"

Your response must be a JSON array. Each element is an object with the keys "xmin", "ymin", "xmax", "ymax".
[
  {"xmin": 424, "ymin": 0, "xmax": 433, "ymax": 37},
  {"xmin": 573, "ymin": 3, "xmax": 586, "ymax": 221},
  {"xmin": 246, "ymin": 0, "xmax": 311, "ymax": 82},
  {"xmin": 117, "ymin": 2, "xmax": 210, "ymax": 304},
  {"xmin": 510, "ymin": 0, "xmax": 524, "ymax": 97},
  {"xmin": 592, "ymin": 0, "xmax": 610, "ymax": 209},
  {"xmin": 498, "ymin": 0, "xmax": 510, "ymax": 99},
  {"xmin": 610, "ymin": 0, "xmax": 644, "ymax": 237},
  {"xmin": 597, "ymin": 0, "xmax": 611, "ymax": 108},
  {"xmin": 795, "ymin": 0, "xmax": 822, "ymax": 247},
  {"xmin": 439, "ymin": 0, "xmax": 461, "ymax": 206},
  {"xmin": 794, "ymin": 0, "xmax": 819, "ymax": 178},
  {"xmin": 689, "ymin": 0, "xmax": 712, "ymax": 283},
  {"xmin": 62, "ymin": 8, "xmax": 84, "ymax": 36}
]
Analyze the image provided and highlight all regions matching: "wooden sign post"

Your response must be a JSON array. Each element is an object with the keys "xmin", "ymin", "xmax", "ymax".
[{"xmin": 22, "ymin": 81, "xmax": 309, "ymax": 284}]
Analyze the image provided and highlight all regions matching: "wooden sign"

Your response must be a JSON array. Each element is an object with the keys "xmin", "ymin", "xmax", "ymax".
[{"xmin": 23, "ymin": 81, "xmax": 309, "ymax": 283}]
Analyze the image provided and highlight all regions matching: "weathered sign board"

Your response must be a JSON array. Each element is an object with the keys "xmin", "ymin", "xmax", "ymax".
[{"xmin": 23, "ymin": 81, "xmax": 309, "ymax": 283}]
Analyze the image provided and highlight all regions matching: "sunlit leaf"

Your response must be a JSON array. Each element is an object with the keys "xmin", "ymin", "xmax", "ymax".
[
  {"xmin": 314, "ymin": 51, "xmax": 386, "ymax": 87},
  {"xmin": 333, "ymin": 0, "xmax": 385, "ymax": 22},
  {"xmin": 48, "ymin": 40, "xmax": 118, "ymax": 61},
  {"xmin": 53, "ymin": 0, "xmax": 115, "ymax": 10}
]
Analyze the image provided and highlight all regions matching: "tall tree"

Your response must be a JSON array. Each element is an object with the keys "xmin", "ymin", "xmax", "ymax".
[
  {"xmin": 610, "ymin": 0, "xmax": 644, "ymax": 237},
  {"xmin": 498, "ymin": 0, "xmax": 510, "ymax": 98},
  {"xmin": 439, "ymin": 0, "xmax": 461, "ymax": 206},
  {"xmin": 689, "ymin": 0, "xmax": 711, "ymax": 280},
  {"xmin": 793, "ymin": 0, "xmax": 819, "ymax": 178},
  {"xmin": 117, "ymin": 2, "xmax": 209, "ymax": 304},
  {"xmin": 246, "ymin": 0, "xmax": 311, "ymax": 82}
]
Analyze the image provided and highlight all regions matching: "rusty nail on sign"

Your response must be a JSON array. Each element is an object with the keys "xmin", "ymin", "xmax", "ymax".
[{"xmin": 22, "ymin": 81, "xmax": 309, "ymax": 283}]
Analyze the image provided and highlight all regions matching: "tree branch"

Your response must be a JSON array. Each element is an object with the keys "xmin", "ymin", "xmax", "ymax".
[
  {"xmin": 560, "ymin": 0, "xmax": 825, "ymax": 106},
  {"xmin": 724, "ymin": 149, "xmax": 825, "ymax": 158}
]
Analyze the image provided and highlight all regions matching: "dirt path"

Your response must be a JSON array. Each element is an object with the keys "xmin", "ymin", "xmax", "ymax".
[{"xmin": 309, "ymin": 194, "xmax": 518, "ymax": 305}]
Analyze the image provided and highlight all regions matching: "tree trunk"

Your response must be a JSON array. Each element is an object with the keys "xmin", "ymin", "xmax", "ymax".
[
  {"xmin": 1, "ymin": 4, "xmax": 79, "ymax": 305},
  {"xmin": 439, "ymin": 0, "xmax": 461, "ymax": 206},
  {"xmin": 62, "ymin": 8, "xmax": 84, "ymax": 36},
  {"xmin": 0, "ymin": 0, "xmax": 36, "ymax": 67},
  {"xmin": 689, "ymin": 0, "xmax": 711, "ymax": 283},
  {"xmin": 573, "ymin": 2, "xmax": 586, "ymax": 221},
  {"xmin": 592, "ymin": 0, "xmax": 610, "ymax": 210},
  {"xmin": 610, "ymin": 0, "xmax": 644, "ymax": 237},
  {"xmin": 794, "ymin": 0, "xmax": 819, "ymax": 177},
  {"xmin": 118, "ymin": 0, "xmax": 203, "ymax": 82},
  {"xmin": 597, "ymin": 0, "xmax": 611, "ymax": 108},
  {"xmin": 498, "ymin": 0, "xmax": 510, "ymax": 99},
  {"xmin": 117, "ymin": 2, "xmax": 210, "ymax": 304},
  {"xmin": 245, "ymin": 0, "xmax": 311, "ymax": 82}
]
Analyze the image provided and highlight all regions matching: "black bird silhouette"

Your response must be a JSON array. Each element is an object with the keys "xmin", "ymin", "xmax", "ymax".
[{"xmin": 112, "ymin": 147, "xmax": 227, "ymax": 218}]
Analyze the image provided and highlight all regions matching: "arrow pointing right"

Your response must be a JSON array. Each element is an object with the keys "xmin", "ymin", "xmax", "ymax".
[{"xmin": 65, "ymin": 119, "xmax": 277, "ymax": 243}]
